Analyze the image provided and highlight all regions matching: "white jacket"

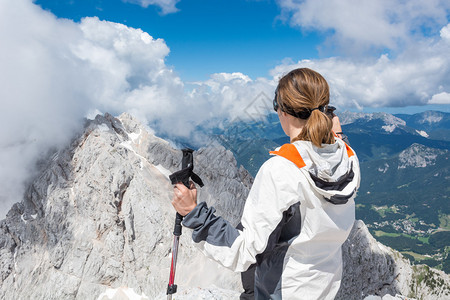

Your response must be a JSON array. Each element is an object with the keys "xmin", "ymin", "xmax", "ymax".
[{"xmin": 183, "ymin": 138, "xmax": 360, "ymax": 299}]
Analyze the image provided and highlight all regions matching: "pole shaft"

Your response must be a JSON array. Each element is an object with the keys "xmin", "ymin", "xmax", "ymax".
[
  {"xmin": 169, "ymin": 235, "xmax": 180, "ymax": 284},
  {"xmin": 167, "ymin": 215, "xmax": 182, "ymax": 296},
  {"xmin": 167, "ymin": 148, "xmax": 196, "ymax": 298}
]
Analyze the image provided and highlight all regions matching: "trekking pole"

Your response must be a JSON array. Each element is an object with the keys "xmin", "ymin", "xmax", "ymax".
[
  {"xmin": 166, "ymin": 212, "xmax": 183, "ymax": 300},
  {"xmin": 167, "ymin": 148, "xmax": 204, "ymax": 299}
]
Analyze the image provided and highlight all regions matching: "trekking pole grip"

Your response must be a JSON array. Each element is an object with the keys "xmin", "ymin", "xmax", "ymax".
[{"xmin": 174, "ymin": 213, "xmax": 183, "ymax": 236}]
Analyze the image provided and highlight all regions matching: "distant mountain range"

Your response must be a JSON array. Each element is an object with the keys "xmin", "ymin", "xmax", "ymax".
[
  {"xmin": 213, "ymin": 110, "xmax": 450, "ymax": 173},
  {"xmin": 341, "ymin": 111, "xmax": 450, "ymax": 161},
  {"xmin": 212, "ymin": 110, "xmax": 450, "ymax": 273},
  {"xmin": 396, "ymin": 110, "xmax": 450, "ymax": 141}
]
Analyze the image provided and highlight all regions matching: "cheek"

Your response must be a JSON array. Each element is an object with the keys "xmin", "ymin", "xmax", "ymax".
[
  {"xmin": 281, "ymin": 123, "xmax": 288, "ymax": 136},
  {"xmin": 278, "ymin": 113, "xmax": 289, "ymax": 136}
]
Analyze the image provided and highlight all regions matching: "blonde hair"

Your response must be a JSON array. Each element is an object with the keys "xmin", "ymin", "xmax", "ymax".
[{"xmin": 277, "ymin": 68, "xmax": 335, "ymax": 147}]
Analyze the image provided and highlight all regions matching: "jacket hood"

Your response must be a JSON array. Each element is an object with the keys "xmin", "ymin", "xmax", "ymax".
[
  {"xmin": 293, "ymin": 139, "xmax": 352, "ymax": 181},
  {"xmin": 271, "ymin": 139, "xmax": 360, "ymax": 205}
]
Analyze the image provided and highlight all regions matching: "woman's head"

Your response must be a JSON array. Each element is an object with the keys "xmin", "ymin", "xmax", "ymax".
[{"xmin": 275, "ymin": 68, "xmax": 335, "ymax": 147}]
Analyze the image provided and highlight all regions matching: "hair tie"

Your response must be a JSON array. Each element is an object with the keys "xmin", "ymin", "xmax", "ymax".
[{"xmin": 310, "ymin": 106, "xmax": 324, "ymax": 113}]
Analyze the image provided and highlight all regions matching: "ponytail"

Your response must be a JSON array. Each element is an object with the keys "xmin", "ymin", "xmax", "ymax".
[{"xmin": 292, "ymin": 109, "xmax": 335, "ymax": 147}]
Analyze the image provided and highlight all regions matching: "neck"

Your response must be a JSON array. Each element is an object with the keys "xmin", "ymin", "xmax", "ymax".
[
  {"xmin": 289, "ymin": 127, "xmax": 303, "ymax": 143},
  {"xmin": 285, "ymin": 114, "xmax": 306, "ymax": 143}
]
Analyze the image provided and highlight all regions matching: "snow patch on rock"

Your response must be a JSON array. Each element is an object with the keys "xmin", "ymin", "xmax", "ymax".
[{"xmin": 415, "ymin": 130, "xmax": 429, "ymax": 138}]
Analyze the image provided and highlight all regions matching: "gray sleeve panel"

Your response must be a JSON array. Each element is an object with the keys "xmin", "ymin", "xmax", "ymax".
[
  {"xmin": 254, "ymin": 202, "xmax": 301, "ymax": 299},
  {"xmin": 182, "ymin": 202, "xmax": 240, "ymax": 248}
]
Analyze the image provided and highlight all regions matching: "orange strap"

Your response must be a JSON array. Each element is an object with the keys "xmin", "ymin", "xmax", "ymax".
[{"xmin": 269, "ymin": 144, "xmax": 306, "ymax": 169}]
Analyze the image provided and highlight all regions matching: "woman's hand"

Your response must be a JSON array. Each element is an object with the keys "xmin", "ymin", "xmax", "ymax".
[
  {"xmin": 332, "ymin": 115, "xmax": 343, "ymax": 139},
  {"xmin": 172, "ymin": 182, "xmax": 198, "ymax": 216}
]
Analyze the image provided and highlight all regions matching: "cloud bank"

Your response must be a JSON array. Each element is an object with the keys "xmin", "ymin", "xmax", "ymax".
[
  {"xmin": 277, "ymin": 0, "xmax": 450, "ymax": 54},
  {"xmin": 270, "ymin": 33, "xmax": 450, "ymax": 109},
  {"xmin": 273, "ymin": 0, "xmax": 450, "ymax": 109}
]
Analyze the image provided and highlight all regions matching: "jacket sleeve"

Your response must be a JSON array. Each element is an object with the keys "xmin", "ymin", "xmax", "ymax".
[{"xmin": 182, "ymin": 157, "xmax": 302, "ymax": 272}]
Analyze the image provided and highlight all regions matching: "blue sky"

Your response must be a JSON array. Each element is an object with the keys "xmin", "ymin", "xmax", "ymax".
[{"xmin": 34, "ymin": 0, "xmax": 323, "ymax": 81}]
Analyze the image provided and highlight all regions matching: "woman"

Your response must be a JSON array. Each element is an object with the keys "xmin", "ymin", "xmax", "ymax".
[{"xmin": 172, "ymin": 68, "xmax": 360, "ymax": 299}]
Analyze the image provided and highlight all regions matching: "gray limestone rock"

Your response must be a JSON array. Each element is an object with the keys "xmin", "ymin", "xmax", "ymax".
[
  {"xmin": 337, "ymin": 220, "xmax": 450, "ymax": 300},
  {"xmin": 0, "ymin": 112, "xmax": 448, "ymax": 300},
  {"xmin": 0, "ymin": 113, "xmax": 244, "ymax": 299}
]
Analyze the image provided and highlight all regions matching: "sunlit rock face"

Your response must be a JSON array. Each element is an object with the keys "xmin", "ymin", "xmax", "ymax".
[
  {"xmin": 0, "ymin": 113, "xmax": 448, "ymax": 300},
  {"xmin": 398, "ymin": 143, "xmax": 447, "ymax": 169},
  {"xmin": 0, "ymin": 113, "xmax": 247, "ymax": 299}
]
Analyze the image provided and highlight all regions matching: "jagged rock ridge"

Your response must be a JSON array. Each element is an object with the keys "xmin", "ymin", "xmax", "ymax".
[
  {"xmin": 0, "ymin": 113, "xmax": 248, "ymax": 299},
  {"xmin": 339, "ymin": 112, "xmax": 406, "ymax": 129},
  {"xmin": 0, "ymin": 113, "xmax": 448, "ymax": 299},
  {"xmin": 398, "ymin": 143, "xmax": 448, "ymax": 169},
  {"xmin": 338, "ymin": 220, "xmax": 449, "ymax": 300}
]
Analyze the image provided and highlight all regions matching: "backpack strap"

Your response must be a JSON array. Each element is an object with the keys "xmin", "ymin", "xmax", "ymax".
[{"xmin": 269, "ymin": 143, "xmax": 306, "ymax": 169}]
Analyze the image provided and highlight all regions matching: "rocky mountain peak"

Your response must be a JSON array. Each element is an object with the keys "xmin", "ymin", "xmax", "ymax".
[
  {"xmin": 339, "ymin": 111, "xmax": 407, "ymax": 133},
  {"xmin": 398, "ymin": 143, "xmax": 448, "ymax": 169},
  {"xmin": 0, "ymin": 113, "xmax": 448, "ymax": 299},
  {"xmin": 0, "ymin": 112, "xmax": 249, "ymax": 299},
  {"xmin": 419, "ymin": 111, "xmax": 445, "ymax": 125},
  {"xmin": 339, "ymin": 111, "xmax": 406, "ymax": 126}
]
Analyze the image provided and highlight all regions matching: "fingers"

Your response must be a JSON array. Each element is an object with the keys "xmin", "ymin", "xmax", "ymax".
[
  {"xmin": 171, "ymin": 181, "xmax": 198, "ymax": 216},
  {"xmin": 173, "ymin": 186, "xmax": 182, "ymax": 198},
  {"xmin": 331, "ymin": 115, "xmax": 343, "ymax": 139},
  {"xmin": 173, "ymin": 181, "xmax": 196, "ymax": 191},
  {"xmin": 189, "ymin": 181, "xmax": 196, "ymax": 190},
  {"xmin": 174, "ymin": 182, "xmax": 187, "ymax": 192}
]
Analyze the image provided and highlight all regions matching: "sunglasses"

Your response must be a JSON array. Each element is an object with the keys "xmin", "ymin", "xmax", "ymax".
[{"xmin": 273, "ymin": 90, "xmax": 280, "ymax": 112}]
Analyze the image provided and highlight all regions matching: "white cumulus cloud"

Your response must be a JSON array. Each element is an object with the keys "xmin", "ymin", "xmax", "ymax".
[
  {"xmin": 271, "ymin": 1, "xmax": 450, "ymax": 109},
  {"xmin": 277, "ymin": 0, "xmax": 450, "ymax": 54},
  {"xmin": 0, "ymin": 0, "xmax": 92, "ymax": 217},
  {"xmin": 428, "ymin": 92, "xmax": 450, "ymax": 104},
  {"xmin": 0, "ymin": 0, "xmax": 177, "ymax": 217},
  {"xmin": 122, "ymin": 0, "xmax": 180, "ymax": 14},
  {"xmin": 270, "ymin": 20, "xmax": 450, "ymax": 109},
  {"xmin": 441, "ymin": 24, "xmax": 450, "ymax": 40}
]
